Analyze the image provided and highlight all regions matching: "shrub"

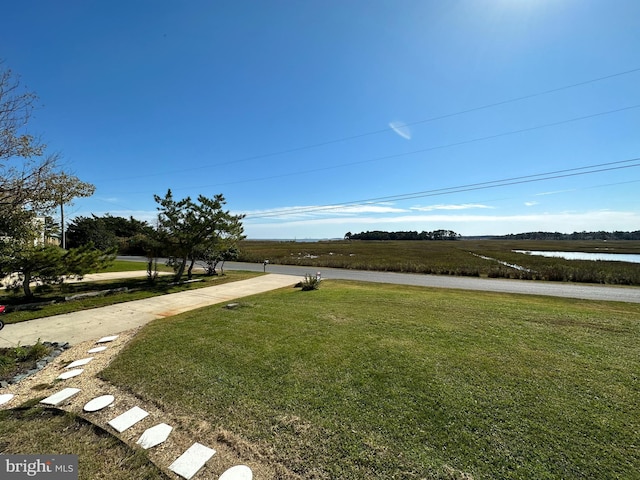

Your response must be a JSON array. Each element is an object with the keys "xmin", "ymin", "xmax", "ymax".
[
  {"xmin": 0, "ymin": 355, "xmax": 12, "ymax": 376},
  {"xmin": 298, "ymin": 273, "xmax": 321, "ymax": 291}
]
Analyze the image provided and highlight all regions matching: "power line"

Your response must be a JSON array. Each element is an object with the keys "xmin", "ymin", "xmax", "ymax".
[
  {"xmin": 243, "ymin": 157, "xmax": 640, "ymax": 219},
  {"xmin": 98, "ymin": 67, "xmax": 640, "ymax": 182},
  {"xmin": 208, "ymin": 67, "xmax": 640, "ymax": 168},
  {"xmin": 182, "ymin": 104, "xmax": 640, "ymax": 191}
]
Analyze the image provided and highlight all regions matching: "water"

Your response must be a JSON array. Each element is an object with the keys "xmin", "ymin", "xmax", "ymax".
[
  {"xmin": 513, "ymin": 250, "xmax": 640, "ymax": 264},
  {"xmin": 471, "ymin": 253, "xmax": 532, "ymax": 271}
]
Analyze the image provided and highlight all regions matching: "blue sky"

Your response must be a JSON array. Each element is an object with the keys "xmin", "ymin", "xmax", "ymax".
[{"xmin": 3, "ymin": 0, "xmax": 639, "ymax": 239}]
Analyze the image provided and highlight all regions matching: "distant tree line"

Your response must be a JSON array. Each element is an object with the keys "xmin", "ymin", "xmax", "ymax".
[
  {"xmin": 501, "ymin": 231, "xmax": 640, "ymax": 240},
  {"xmin": 345, "ymin": 230, "xmax": 461, "ymax": 241}
]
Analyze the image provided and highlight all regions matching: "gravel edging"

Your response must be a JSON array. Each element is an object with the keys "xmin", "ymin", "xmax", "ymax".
[{"xmin": 0, "ymin": 341, "xmax": 71, "ymax": 387}]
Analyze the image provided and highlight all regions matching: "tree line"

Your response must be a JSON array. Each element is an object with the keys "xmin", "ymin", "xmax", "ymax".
[
  {"xmin": 344, "ymin": 230, "xmax": 461, "ymax": 241},
  {"xmin": 500, "ymin": 231, "xmax": 640, "ymax": 240}
]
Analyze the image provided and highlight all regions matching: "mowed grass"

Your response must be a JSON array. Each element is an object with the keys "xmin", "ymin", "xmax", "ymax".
[
  {"xmin": 101, "ymin": 259, "xmax": 175, "ymax": 273},
  {"xmin": 101, "ymin": 281, "xmax": 640, "ymax": 479}
]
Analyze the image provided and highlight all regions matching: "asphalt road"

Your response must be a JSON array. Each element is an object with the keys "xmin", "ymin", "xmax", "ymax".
[{"xmin": 121, "ymin": 257, "xmax": 640, "ymax": 304}]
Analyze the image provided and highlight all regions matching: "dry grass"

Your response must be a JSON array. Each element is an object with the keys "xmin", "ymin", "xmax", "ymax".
[{"xmin": 0, "ymin": 407, "xmax": 168, "ymax": 480}]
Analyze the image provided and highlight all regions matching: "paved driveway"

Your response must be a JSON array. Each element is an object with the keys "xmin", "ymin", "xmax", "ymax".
[{"xmin": 0, "ymin": 274, "xmax": 297, "ymax": 347}]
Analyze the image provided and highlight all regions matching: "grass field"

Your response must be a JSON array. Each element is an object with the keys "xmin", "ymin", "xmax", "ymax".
[
  {"xmin": 101, "ymin": 280, "xmax": 640, "ymax": 479},
  {"xmin": 238, "ymin": 239, "xmax": 640, "ymax": 285}
]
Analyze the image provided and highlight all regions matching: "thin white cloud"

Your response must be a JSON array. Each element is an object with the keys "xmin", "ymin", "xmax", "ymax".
[
  {"xmin": 330, "ymin": 205, "xmax": 407, "ymax": 214},
  {"xmin": 240, "ymin": 204, "xmax": 407, "ymax": 220},
  {"xmin": 245, "ymin": 209, "xmax": 640, "ymax": 238},
  {"xmin": 524, "ymin": 201, "xmax": 539, "ymax": 206},
  {"xmin": 535, "ymin": 189, "xmax": 576, "ymax": 196},
  {"xmin": 389, "ymin": 121, "xmax": 411, "ymax": 140},
  {"xmin": 410, "ymin": 203, "xmax": 493, "ymax": 212}
]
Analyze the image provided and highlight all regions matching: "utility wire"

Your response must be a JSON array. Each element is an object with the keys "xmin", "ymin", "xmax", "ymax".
[
  {"xmin": 244, "ymin": 158, "xmax": 640, "ymax": 219},
  {"xmin": 209, "ymin": 67, "xmax": 640, "ymax": 168},
  {"xmin": 99, "ymin": 67, "xmax": 640, "ymax": 182},
  {"xmin": 185, "ymin": 104, "xmax": 640, "ymax": 191}
]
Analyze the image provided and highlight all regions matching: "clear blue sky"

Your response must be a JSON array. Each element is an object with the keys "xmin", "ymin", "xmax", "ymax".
[{"xmin": 4, "ymin": 0, "xmax": 639, "ymax": 238}]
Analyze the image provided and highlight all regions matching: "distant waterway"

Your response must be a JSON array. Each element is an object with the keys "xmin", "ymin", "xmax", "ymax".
[
  {"xmin": 513, "ymin": 250, "xmax": 640, "ymax": 264},
  {"xmin": 471, "ymin": 253, "xmax": 532, "ymax": 271}
]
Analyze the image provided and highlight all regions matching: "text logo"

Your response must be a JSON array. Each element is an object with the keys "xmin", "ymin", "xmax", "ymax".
[{"xmin": 1, "ymin": 455, "xmax": 78, "ymax": 479}]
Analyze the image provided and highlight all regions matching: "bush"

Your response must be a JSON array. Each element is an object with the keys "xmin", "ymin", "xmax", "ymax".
[
  {"xmin": 14, "ymin": 340, "xmax": 50, "ymax": 362},
  {"xmin": 297, "ymin": 273, "xmax": 322, "ymax": 291}
]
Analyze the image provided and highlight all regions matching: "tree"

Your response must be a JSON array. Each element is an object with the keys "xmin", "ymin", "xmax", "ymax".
[
  {"xmin": 66, "ymin": 214, "xmax": 155, "ymax": 254},
  {"xmin": 66, "ymin": 215, "xmax": 118, "ymax": 250},
  {"xmin": 46, "ymin": 173, "xmax": 95, "ymax": 248},
  {"xmin": 0, "ymin": 63, "xmax": 105, "ymax": 288},
  {"xmin": 0, "ymin": 64, "xmax": 58, "ymax": 225},
  {"xmin": 194, "ymin": 242, "xmax": 240, "ymax": 276},
  {"xmin": 154, "ymin": 190, "xmax": 245, "ymax": 282},
  {"xmin": 4, "ymin": 243, "xmax": 115, "ymax": 298}
]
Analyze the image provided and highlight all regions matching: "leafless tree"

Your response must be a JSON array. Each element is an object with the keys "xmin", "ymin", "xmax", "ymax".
[{"xmin": 0, "ymin": 63, "xmax": 59, "ymax": 219}]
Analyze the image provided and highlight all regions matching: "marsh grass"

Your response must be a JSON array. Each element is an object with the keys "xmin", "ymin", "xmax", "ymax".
[
  {"xmin": 239, "ymin": 239, "xmax": 640, "ymax": 285},
  {"xmin": 102, "ymin": 280, "xmax": 640, "ymax": 479}
]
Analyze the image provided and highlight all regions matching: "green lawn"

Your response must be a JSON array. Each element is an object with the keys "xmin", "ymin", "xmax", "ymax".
[
  {"xmin": 101, "ymin": 259, "xmax": 175, "ymax": 273},
  {"xmin": 101, "ymin": 281, "xmax": 640, "ymax": 479}
]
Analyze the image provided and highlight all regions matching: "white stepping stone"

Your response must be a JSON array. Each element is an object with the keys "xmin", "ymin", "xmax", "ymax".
[
  {"xmin": 66, "ymin": 357, "xmax": 93, "ymax": 369},
  {"xmin": 0, "ymin": 393, "xmax": 15, "ymax": 406},
  {"xmin": 83, "ymin": 394, "xmax": 115, "ymax": 412},
  {"xmin": 108, "ymin": 406, "xmax": 149, "ymax": 432},
  {"xmin": 169, "ymin": 443, "xmax": 216, "ymax": 479},
  {"xmin": 41, "ymin": 388, "xmax": 80, "ymax": 406},
  {"xmin": 136, "ymin": 423, "xmax": 173, "ymax": 449},
  {"xmin": 219, "ymin": 465, "xmax": 253, "ymax": 480},
  {"xmin": 87, "ymin": 346, "xmax": 108, "ymax": 353},
  {"xmin": 57, "ymin": 369, "xmax": 84, "ymax": 380},
  {"xmin": 96, "ymin": 335, "xmax": 118, "ymax": 343}
]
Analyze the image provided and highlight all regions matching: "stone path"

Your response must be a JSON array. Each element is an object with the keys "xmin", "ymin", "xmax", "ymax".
[{"xmin": 6, "ymin": 333, "xmax": 254, "ymax": 479}]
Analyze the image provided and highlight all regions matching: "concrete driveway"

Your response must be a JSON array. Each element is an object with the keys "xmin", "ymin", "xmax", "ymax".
[{"xmin": 0, "ymin": 274, "xmax": 298, "ymax": 348}]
